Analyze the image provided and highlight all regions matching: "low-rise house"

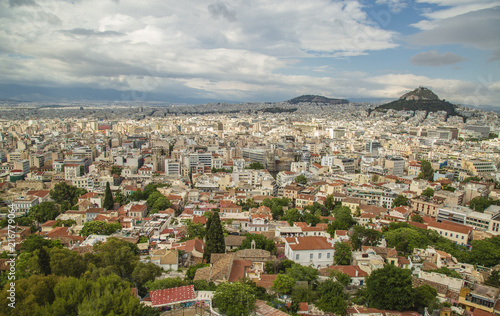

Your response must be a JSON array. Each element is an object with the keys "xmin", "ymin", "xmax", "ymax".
[
  {"xmin": 150, "ymin": 249, "xmax": 178, "ymax": 270},
  {"xmin": 458, "ymin": 284, "xmax": 500, "ymax": 315}
]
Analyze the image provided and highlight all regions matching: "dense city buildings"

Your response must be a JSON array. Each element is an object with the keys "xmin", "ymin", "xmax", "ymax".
[{"xmin": 1, "ymin": 99, "xmax": 500, "ymax": 315}]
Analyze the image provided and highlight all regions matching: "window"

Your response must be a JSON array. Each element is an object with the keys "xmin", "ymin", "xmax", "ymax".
[
  {"xmin": 445, "ymin": 232, "xmax": 448, "ymax": 236},
  {"xmin": 327, "ymin": 253, "xmax": 331, "ymax": 259},
  {"xmin": 462, "ymin": 236, "xmax": 464, "ymax": 240},
  {"xmin": 318, "ymin": 253, "xmax": 322, "ymax": 259},
  {"xmin": 296, "ymin": 254, "xmax": 299, "ymax": 260},
  {"xmin": 310, "ymin": 254, "xmax": 313, "ymax": 260}
]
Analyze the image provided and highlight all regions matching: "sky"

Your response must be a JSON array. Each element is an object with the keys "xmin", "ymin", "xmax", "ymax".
[{"xmin": 0, "ymin": 0, "xmax": 499, "ymax": 106}]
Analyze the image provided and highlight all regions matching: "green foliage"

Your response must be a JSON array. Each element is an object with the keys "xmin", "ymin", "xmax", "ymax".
[
  {"xmin": 442, "ymin": 184, "xmax": 456, "ymax": 192},
  {"xmin": 417, "ymin": 160, "xmax": 434, "ymax": 181},
  {"xmin": 21, "ymin": 234, "xmax": 63, "ymax": 253},
  {"xmin": 146, "ymin": 191, "xmax": 172, "ymax": 214},
  {"xmin": 334, "ymin": 242, "xmax": 352, "ymax": 265},
  {"xmin": 262, "ymin": 197, "xmax": 290, "ymax": 220},
  {"xmin": 186, "ymin": 220, "xmax": 206, "ymax": 240},
  {"xmin": 413, "ymin": 284, "xmax": 439, "ymax": 312},
  {"xmin": 393, "ymin": 195, "xmax": 409, "ymax": 207},
  {"xmin": 295, "ymin": 175, "xmax": 307, "ymax": 184},
  {"xmin": 138, "ymin": 235, "xmax": 149, "ymax": 244},
  {"xmin": 50, "ymin": 181, "xmax": 87, "ymax": 209},
  {"xmin": 350, "ymin": 225, "xmax": 383, "ymax": 250},
  {"xmin": 411, "ymin": 214, "xmax": 424, "ymax": 223},
  {"xmin": 0, "ymin": 216, "xmax": 37, "ymax": 233},
  {"xmin": 384, "ymin": 227, "xmax": 427, "ymax": 254},
  {"xmin": 429, "ymin": 267, "xmax": 461, "ymax": 279},
  {"xmin": 421, "ymin": 187, "xmax": 435, "ymax": 198},
  {"xmin": 316, "ymin": 279, "xmax": 348, "ymax": 315},
  {"xmin": 103, "ymin": 182, "xmax": 114, "ymax": 210},
  {"xmin": 204, "ymin": 211, "xmax": 225, "ymax": 263},
  {"xmin": 90, "ymin": 237, "xmax": 139, "ymax": 278},
  {"xmin": 469, "ymin": 196, "xmax": 493, "ymax": 213},
  {"xmin": 29, "ymin": 201, "xmax": 60, "ymax": 224},
  {"xmin": 50, "ymin": 247, "xmax": 87, "ymax": 278},
  {"xmin": 264, "ymin": 259, "xmax": 295, "ymax": 274},
  {"xmin": 485, "ymin": 270, "xmax": 500, "ymax": 288},
  {"xmin": 247, "ymin": 161, "xmax": 265, "ymax": 170},
  {"xmin": 291, "ymin": 284, "xmax": 317, "ymax": 303},
  {"xmin": 286, "ymin": 264, "xmax": 318, "ymax": 283},
  {"xmin": 146, "ymin": 276, "xmax": 186, "ymax": 291},
  {"xmin": 325, "ymin": 195, "xmax": 336, "ymax": 211},
  {"xmin": 327, "ymin": 206, "xmax": 356, "ymax": 234},
  {"xmin": 0, "ymin": 274, "xmax": 62, "ymax": 315},
  {"xmin": 80, "ymin": 220, "xmax": 121, "ymax": 236},
  {"xmin": 37, "ymin": 246, "xmax": 52, "ymax": 275},
  {"xmin": 283, "ymin": 208, "xmax": 302, "ymax": 226},
  {"xmin": 463, "ymin": 176, "xmax": 481, "ymax": 183},
  {"xmin": 132, "ymin": 262, "xmax": 162, "ymax": 295},
  {"xmin": 329, "ymin": 270, "xmax": 352, "ymax": 287},
  {"xmin": 185, "ymin": 263, "xmax": 209, "ymax": 280},
  {"xmin": 111, "ymin": 165, "xmax": 122, "ymax": 176},
  {"xmin": 366, "ymin": 264, "xmax": 414, "ymax": 310},
  {"xmin": 240, "ymin": 234, "xmax": 276, "ymax": 254},
  {"xmin": 213, "ymin": 282, "xmax": 257, "ymax": 316},
  {"xmin": 272, "ymin": 273, "xmax": 296, "ymax": 294}
]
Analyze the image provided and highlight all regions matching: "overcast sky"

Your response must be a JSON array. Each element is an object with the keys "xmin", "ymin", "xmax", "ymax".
[{"xmin": 0, "ymin": 0, "xmax": 499, "ymax": 105}]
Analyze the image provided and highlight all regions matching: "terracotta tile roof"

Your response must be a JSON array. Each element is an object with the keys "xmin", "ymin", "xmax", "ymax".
[
  {"xmin": 41, "ymin": 220, "xmax": 57, "ymax": 227},
  {"xmin": 185, "ymin": 238, "xmax": 204, "ymax": 253},
  {"xmin": 285, "ymin": 236, "xmax": 334, "ymax": 251},
  {"xmin": 150, "ymin": 285, "xmax": 196, "ymax": 307},
  {"xmin": 27, "ymin": 190, "xmax": 50, "ymax": 198},
  {"xmin": 256, "ymin": 274, "xmax": 278, "ymax": 289},
  {"xmin": 228, "ymin": 259, "xmax": 252, "ymax": 282},
  {"xmin": 225, "ymin": 235, "xmax": 246, "ymax": 247},
  {"xmin": 79, "ymin": 192, "xmax": 99, "ymax": 199},
  {"xmin": 192, "ymin": 215, "xmax": 206, "ymax": 225},
  {"xmin": 319, "ymin": 265, "xmax": 368, "ymax": 277},
  {"xmin": 428, "ymin": 220, "xmax": 472, "ymax": 235}
]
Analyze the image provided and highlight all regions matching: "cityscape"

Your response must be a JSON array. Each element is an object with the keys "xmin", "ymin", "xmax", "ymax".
[
  {"xmin": 1, "ymin": 0, "xmax": 500, "ymax": 315},
  {"xmin": 0, "ymin": 86, "xmax": 499, "ymax": 316}
]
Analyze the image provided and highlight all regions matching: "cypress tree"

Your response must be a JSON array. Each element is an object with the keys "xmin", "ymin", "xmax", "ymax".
[
  {"xmin": 103, "ymin": 182, "xmax": 114, "ymax": 210},
  {"xmin": 38, "ymin": 246, "xmax": 51, "ymax": 275},
  {"xmin": 204, "ymin": 211, "xmax": 225, "ymax": 263}
]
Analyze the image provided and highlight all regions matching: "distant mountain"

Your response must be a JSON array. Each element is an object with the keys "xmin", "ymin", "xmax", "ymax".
[
  {"xmin": 287, "ymin": 95, "xmax": 349, "ymax": 105},
  {"xmin": 375, "ymin": 86, "xmax": 460, "ymax": 117}
]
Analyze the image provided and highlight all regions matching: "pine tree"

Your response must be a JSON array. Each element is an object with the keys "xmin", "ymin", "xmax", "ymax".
[
  {"xmin": 103, "ymin": 182, "xmax": 114, "ymax": 210},
  {"xmin": 204, "ymin": 211, "xmax": 225, "ymax": 263}
]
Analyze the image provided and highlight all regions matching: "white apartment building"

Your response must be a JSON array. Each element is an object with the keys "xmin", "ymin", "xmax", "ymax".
[{"xmin": 284, "ymin": 236, "xmax": 335, "ymax": 269}]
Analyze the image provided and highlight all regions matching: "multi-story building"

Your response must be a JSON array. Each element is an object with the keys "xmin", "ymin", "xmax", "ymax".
[
  {"xmin": 384, "ymin": 156, "xmax": 405, "ymax": 176},
  {"xmin": 284, "ymin": 236, "xmax": 335, "ymax": 269}
]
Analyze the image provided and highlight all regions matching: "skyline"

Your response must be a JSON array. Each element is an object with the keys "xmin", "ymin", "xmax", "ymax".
[{"xmin": 0, "ymin": 0, "xmax": 499, "ymax": 106}]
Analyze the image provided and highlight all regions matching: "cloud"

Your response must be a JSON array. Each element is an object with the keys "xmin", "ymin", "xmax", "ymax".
[
  {"xmin": 208, "ymin": 3, "xmax": 236, "ymax": 22},
  {"xmin": 410, "ymin": 50, "xmax": 465, "ymax": 66},
  {"xmin": 8, "ymin": 0, "xmax": 37, "ymax": 8},
  {"xmin": 375, "ymin": 0, "xmax": 408, "ymax": 13},
  {"xmin": 409, "ymin": 3, "xmax": 500, "ymax": 64}
]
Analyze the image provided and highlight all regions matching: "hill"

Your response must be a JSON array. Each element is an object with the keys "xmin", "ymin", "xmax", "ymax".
[
  {"xmin": 287, "ymin": 95, "xmax": 349, "ymax": 105},
  {"xmin": 375, "ymin": 87, "xmax": 460, "ymax": 117}
]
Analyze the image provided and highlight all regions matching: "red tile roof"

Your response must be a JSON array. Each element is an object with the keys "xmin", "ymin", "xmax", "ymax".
[
  {"xmin": 150, "ymin": 285, "xmax": 196, "ymax": 307},
  {"xmin": 285, "ymin": 236, "xmax": 334, "ymax": 250}
]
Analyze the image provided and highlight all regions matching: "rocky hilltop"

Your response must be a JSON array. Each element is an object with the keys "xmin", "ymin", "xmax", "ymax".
[{"xmin": 375, "ymin": 86, "xmax": 460, "ymax": 117}]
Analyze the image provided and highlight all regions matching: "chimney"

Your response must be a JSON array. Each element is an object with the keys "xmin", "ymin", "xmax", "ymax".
[
  {"xmin": 295, "ymin": 237, "xmax": 299, "ymax": 244},
  {"xmin": 355, "ymin": 269, "xmax": 358, "ymax": 277}
]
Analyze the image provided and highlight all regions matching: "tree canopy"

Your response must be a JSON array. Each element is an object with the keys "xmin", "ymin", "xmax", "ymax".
[
  {"xmin": 417, "ymin": 160, "xmax": 434, "ymax": 181},
  {"xmin": 393, "ymin": 195, "xmax": 409, "ymax": 207},
  {"xmin": 213, "ymin": 282, "xmax": 257, "ymax": 316},
  {"xmin": 366, "ymin": 264, "xmax": 414, "ymax": 310},
  {"xmin": 240, "ymin": 234, "xmax": 276, "ymax": 254},
  {"xmin": 80, "ymin": 221, "xmax": 121, "ymax": 236},
  {"xmin": 103, "ymin": 182, "xmax": 114, "ymax": 210}
]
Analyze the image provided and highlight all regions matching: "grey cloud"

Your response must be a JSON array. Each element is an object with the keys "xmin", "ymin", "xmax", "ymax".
[
  {"xmin": 408, "ymin": 7, "xmax": 500, "ymax": 52},
  {"xmin": 61, "ymin": 28, "xmax": 123, "ymax": 37},
  {"xmin": 208, "ymin": 3, "xmax": 236, "ymax": 22},
  {"xmin": 410, "ymin": 50, "xmax": 465, "ymax": 66},
  {"xmin": 9, "ymin": 0, "xmax": 37, "ymax": 8}
]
